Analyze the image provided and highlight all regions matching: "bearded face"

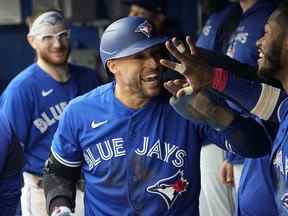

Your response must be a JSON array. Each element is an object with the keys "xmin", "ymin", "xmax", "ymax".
[
  {"xmin": 257, "ymin": 11, "xmax": 286, "ymax": 80},
  {"xmin": 257, "ymin": 36, "xmax": 282, "ymax": 79}
]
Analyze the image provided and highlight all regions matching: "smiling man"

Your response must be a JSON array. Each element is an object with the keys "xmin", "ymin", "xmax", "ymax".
[
  {"xmin": 160, "ymin": 1, "xmax": 288, "ymax": 214},
  {"xmin": 0, "ymin": 10, "xmax": 101, "ymax": 215},
  {"xmin": 43, "ymin": 16, "xmax": 272, "ymax": 216}
]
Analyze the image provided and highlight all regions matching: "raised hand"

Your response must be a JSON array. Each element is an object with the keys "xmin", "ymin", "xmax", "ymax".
[{"xmin": 161, "ymin": 36, "xmax": 214, "ymax": 93}]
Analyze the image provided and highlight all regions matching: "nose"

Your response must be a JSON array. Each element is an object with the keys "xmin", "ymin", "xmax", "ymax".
[{"xmin": 52, "ymin": 37, "xmax": 62, "ymax": 48}]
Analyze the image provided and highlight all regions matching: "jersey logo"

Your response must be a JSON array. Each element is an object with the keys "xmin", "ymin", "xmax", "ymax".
[
  {"xmin": 135, "ymin": 20, "xmax": 153, "ymax": 38},
  {"xmin": 281, "ymin": 193, "xmax": 288, "ymax": 210},
  {"xmin": 91, "ymin": 120, "xmax": 108, "ymax": 129},
  {"xmin": 146, "ymin": 170, "xmax": 189, "ymax": 209},
  {"xmin": 202, "ymin": 25, "xmax": 212, "ymax": 36},
  {"xmin": 41, "ymin": 89, "xmax": 54, "ymax": 97}
]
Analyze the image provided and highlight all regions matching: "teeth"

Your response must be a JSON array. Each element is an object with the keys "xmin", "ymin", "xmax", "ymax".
[
  {"xmin": 144, "ymin": 74, "xmax": 157, "ymax": 79},
  {"xmin": 259, "ymin": 51, "xmax": 264, "ymax": 58}
]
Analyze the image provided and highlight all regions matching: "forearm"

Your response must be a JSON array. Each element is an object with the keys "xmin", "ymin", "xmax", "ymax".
[
  {"xmin": 197, "ymin": 47, "xmax": 282, "ymax": 88},
  {"xmin": 43, "ymin": 153, "xmax": 81, "ymax": 215},
  {"xmin": 0, "ymin": 174, "xmax": 22, "ymax": 215},
  {"xmin": 212, "ymin": 68, "xmax": 282, "ymax": 121},
  {"xmin": 221, "ymin": 115, "xmax": 271, "ymax": 158},
  {"xmin": 169, "ymin": 89, "xmax": 271, "ymax": 158}
]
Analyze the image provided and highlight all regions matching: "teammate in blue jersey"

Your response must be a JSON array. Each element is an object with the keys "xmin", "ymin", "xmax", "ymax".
[
  {"xmin": 0, "ymin": 10, "xmax": 100, "ymax": 216},
  {"xmin": 196, "ymin": 2, "xmax": 242, "ymax": 215},
  {"xmin": 222, "ymin": 1, "xmax": 280, "ymax": 215},
  {"xmin": 42, "ymin": 16, "xmax": 271, "ymax": 216},
  {"xmin": 160, "ymin": 2, "xmax": 288, "ymax": 214},
  {"xmin": 0, "ymin": 110, "xmax": 25, "ymax": 216}
]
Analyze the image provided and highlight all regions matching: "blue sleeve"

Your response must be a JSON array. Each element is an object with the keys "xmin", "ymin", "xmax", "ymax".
[
  {"xmin": 0, "ymin": 174, "xmax": 22, "ymax": 215},
  {"xmin": 200, "ymin": 115, "xmax": 271, "ymax": 158},
  {"xmin": 0, "ymin": 86, "xmax": 33, "ymax": 143},
  {"xmin": 0, "ymin": 111, "xmax": 13, "ymax": 174},
  {"xmin": 51, "ymin": 104, "xmax": 83, "ymax": 167},
  {"xmin": 223, "ymin": 73, "xmax": 283, "ymax": 121}
]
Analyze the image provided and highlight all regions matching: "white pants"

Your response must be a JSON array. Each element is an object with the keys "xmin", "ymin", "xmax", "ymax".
[
  {"xmin": 200, "ymin": 145, "xmax": 237, "ymax": 216},
  {"xmin": 21, "ymin": 172, "xmax": 84, "ymax": 216}
]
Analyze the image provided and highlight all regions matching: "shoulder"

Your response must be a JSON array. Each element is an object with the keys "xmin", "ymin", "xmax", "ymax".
[
  {"xmin": 65, "ymin": 82, "xmax": 113, "ymax": 113},
  {"xmin": 2, "ymin": 64, "xmax": 39, "ymax": 97},
  {"xmin": 6, "ymin": 64, "xmax": 38, "ymax": 88}
]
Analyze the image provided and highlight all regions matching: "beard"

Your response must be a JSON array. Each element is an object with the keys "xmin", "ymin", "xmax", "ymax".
[
  {"xmin": 257, "ymin": 44, "xmax": 282, "ymax": 80},
  {"xmin": 38, "ymin": 47, "xmax": 70, "ymax": 66}
]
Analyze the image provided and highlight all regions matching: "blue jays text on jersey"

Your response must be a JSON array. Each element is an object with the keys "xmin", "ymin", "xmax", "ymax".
[
  {"xmin": 0, "ymin": 63, "xmax": 100, "ymax": 175},
  {"xmin": 51, "ymin": 82, "xmax": 270, "ymax": 216},
  {"xmin": 225, "ymin": 0, "xmax": 277, "ymax": 67},
  {"xmin": 196, "ymin": 3, "xmax": 241, "ymax": 52}
]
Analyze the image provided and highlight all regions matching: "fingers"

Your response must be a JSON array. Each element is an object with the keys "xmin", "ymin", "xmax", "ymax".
[
  {"xmin": 225, "ymin": 164, "xmax": 234, "ymax": 187},
  {"xmin": 164, "ymin": 79, "xmax": 187, "ymax": 96},
  {"xmin": 160, "ymin": 59, "xmax": 186, "ymax": 74},
  {"xmin": 176, "ymin": 86, "xmax": 193, "ymax": 98},
  {"xmin": 173, "ymin": 38, "xmax": 186, "ymax": 53},
  {"xmin": 164, "ymin": 39, "xmax": 187, "ymax": 62},
  {"xmin": 186, "ymin": 36, "xmax": 197, "ymax": 55},
  {"xmin": 164, "ymin": 81, "xmax": 179, "ymax": 96},
  {"xmin": 219, "ymin": 161, "xmax": 234, "ymax": 187}
]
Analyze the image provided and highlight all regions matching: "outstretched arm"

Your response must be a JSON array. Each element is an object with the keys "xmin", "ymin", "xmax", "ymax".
[
  {"xmin": 168, "ymin": 87, "xmax": 271, "ymax": 158},
  {"xmin": 161, "ymin": 37, "xmax": 283, "ymax": 123}
]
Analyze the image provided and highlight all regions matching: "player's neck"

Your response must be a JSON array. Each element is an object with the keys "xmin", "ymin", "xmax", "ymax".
[
  {"xmin": 240, "ymin": 0, "xmax": 257, "ymax": 13},
  {"xmin": 37, "ymin": 58, "xmax": 70, "ymax": 82},
  {"xmin": 114, "ymin": 84, "xmax": 150, "ymax": 109}
]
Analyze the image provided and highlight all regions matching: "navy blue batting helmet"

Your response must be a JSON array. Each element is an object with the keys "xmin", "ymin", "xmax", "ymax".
[{"xmin": 100, "ymin": 16, "xmax": 168, "ymax": 69}]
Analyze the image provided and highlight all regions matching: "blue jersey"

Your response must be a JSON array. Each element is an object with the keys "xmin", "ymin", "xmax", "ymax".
[
  {"xmin": 51, "ymin": 82, "xmax": 258, "ymax": 216},
  {"xmin": 225, "ymin": 0, "xmax": 277, "ymax": 165},
  {"xmin": 196, "ymin": 4, "xmax": 241, "ymax": 52},
  {"xmin": 226, "ymin": 0, "xmax": 277, "ymax": 67},
  {"xmin": 224, "ymin": 1, "xmax": 279, "ymax": 215},
  {"xmin": 271, "ymin": 97, "xmax": 288, "ymax": 215},
  {"xmin": 0, "ymin": 110, "xmax": 23, "ymax": 215},
  {"xmin": 0, "ymin": 63, "xmax": 100, "ymax": 175}
]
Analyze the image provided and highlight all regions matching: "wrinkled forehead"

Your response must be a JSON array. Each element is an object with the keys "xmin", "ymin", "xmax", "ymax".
[{"xmin": 28, "ymin": 11, "xmax": 68, "ymax": 36}]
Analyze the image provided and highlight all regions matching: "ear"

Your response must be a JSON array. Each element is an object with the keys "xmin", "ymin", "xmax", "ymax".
[
  {"xmin": 106, "ymin": 60, "xmax": 117, "ymax": 75},
  {"xmin": 27, "ymin": 35, "xmax": 37, "ymax": 50}
]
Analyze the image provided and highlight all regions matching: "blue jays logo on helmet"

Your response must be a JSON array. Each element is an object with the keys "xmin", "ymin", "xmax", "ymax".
[
  {"xmin": 135, "ymin": 20, "xmax": 153, "ymax": 38},
  {"xmin": 146, "ymin": 170, "xmax": 189, "ymax": 209},
  {"xmin": 99, "ymin": 16, "xmax": 168, "ymax": 70},
  {"xmin": 281, "ymin": 193, "xmax": 288, "ymax": 210}
]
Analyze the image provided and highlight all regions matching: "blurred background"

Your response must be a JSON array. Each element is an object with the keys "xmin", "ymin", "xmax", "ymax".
[{"xmin": 0, "ymin": 0, "xmax": 204, "ymax": 92}]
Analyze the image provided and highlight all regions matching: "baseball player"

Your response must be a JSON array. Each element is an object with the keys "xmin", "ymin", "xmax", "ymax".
[
  {"xmin": 43, "ymin": 16, "xmax": 271, "ymax": 216},
  {"xmin": 0, "ymin": 10, "xmax": 101, "ymax": 216},
  {"xmin": 196, "ymin": 3, "xmax": 242, "ymax": 216},
  {"xmin": 0, "ymin": 110, "xmax": 25, "ymax": 216},
  {"xmin": 160, "ymin": 2, "xmax": 288, "ymax": 214},
  {"xmin": 222, "ymin": 0, "xmax": 280, "ymax": 215}
]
